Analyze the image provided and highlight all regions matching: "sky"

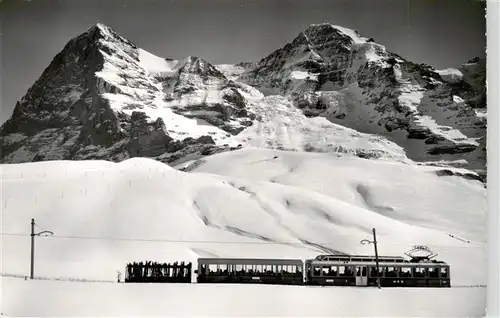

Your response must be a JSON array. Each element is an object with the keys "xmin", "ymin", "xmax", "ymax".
[{"xmin": 0, "ymin": 0, "xmax": 486, "ymax": 123}]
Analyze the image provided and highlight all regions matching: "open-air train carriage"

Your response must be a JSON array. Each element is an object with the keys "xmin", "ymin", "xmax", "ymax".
[
  {"xmin": 305, "ymin": 259, "xmax": 451, "ymax": 287},
  {"xmin": 196, "ymin": 258, "xmax": 304, "ymax": 285}
]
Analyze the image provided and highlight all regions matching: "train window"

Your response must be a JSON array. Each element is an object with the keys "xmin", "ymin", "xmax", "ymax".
[
  {"xmin": 440, "ymin": 267, "xmax": 449, "ymax": 278},
  {"xmin": 428, "ymin": 267, "xmax": 439, "ymax": 278},
  {"xmin": 208, "ymin": 264, "xmax": 218, "ymax": 274},
  {"xmin": 342, "ymin": 266, "xmax": 349, "ymax": 276},
  {"xmin": 385, "ymin": 267, "xmax": 397, "ymax": 277},
  {"xmin": 350, "ymin": 266, "xmax": 357, "ymax": 276},
  {"xmin": 314, "ymin": 266, "xmax": 321, "ymax": 276},
  {"xmin": 220, "ymin": 264, "xmax": 228, "ymax": 273},
  {"xmin": 256, "ymin": 265, "xmax": 263, "ymax": 273},
  {"xmin": 338, "ymin": 266, "xmax": 345, "ymax": 276},
  {"xmin": 322, "ymin": 266, "xmax": 330, "ymax": 276},
  {"xmin": 414, "ymin": 267, "xmax": 426, "ymax": 278},
  {"xmin": 329, "ymin": 266, "xmax": 337, "ymax": 276},
  {"xmin": 370, "ymin": 267, "xmax": 378, "ymax": 277},
  {"xmin": 277, "ymin": 265, "xmax": 282, "ymax": 273},
  {"xmin": 399, "ymin": 267, "xmax": 412, "ymax": 277},
  {"xmin": 235, "ymin": 264, "xmax": 243, "ymax": 272},
  {"xmin": 296, "ymin": 265, "xmax": 302, "ymax": 273},
  {"xmin": 341, "ymin": 266, "xmax": 354, "ymax": 276}
]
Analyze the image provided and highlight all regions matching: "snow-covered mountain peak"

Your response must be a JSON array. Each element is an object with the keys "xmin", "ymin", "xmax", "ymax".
[
  {"xmin": 0, "ymin": 22, "xmax": 487, "ymax": 177},
  {"xmin": 86, "ymin": 23, "xmax": 133, "ymax": 45},
  {"xmin": 303, "ymin": 23, "xmax": 370, "ymax": 46},
  {"xmin": 0, "ymin": 23, "xmax": 253, "ymax": 164},
  {"xmin": 94, "ymin": 22, "xmax": 114, "ymax": 34},
  {"xmin": 177, "ymin": 56, "xmax": 228, "ymax": 81},
  {"xmin": 235, "ymin": 23, "xmax": 392, "ymax": 98},
  {"xmin": 229, "ymin": 24, "xmax": 486, "ymax": 173}
]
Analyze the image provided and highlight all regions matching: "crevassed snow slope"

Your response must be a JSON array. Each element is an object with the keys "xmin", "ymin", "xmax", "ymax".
[
  {"xmin": 234, "ymin": 95, "xmax": 410, "ymax": 161},
  {"xmin": 1, "ymin": 155, "xmax": 486, "ymax": 287}
]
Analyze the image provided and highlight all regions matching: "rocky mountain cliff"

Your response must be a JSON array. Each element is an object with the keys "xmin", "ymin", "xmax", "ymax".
[
  {"xmin": 0, "ymin": 23, "xmax": 486, "ymax": 176},
  {"xmin": 229, "ymin": 24, "xmax": 486, "ymax": 172},
  {"xmin": 0, "ymin": 24, "xmax": 249, "ymax": 165}
]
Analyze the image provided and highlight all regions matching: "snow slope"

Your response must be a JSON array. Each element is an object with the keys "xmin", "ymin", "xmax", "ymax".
[
  {"xmin": 435, "ymin": 68, "xmax": 464, "ymax": 84},
  {"xmin": 0, "ymin": 151, "xmax": 486, "ymax": 316},
  {"xmin": 233, "ymin": 95, "xmax": 411, "ymax": 161},
  {"xmin": 189, "ymin": 148, "xmax": 487, "ymax": 243},
  {"xmin": 1, "ymin": 155, "xmax": 486, "ymax": 280},
  {"xmin": 1, "ymin": 277, "xmax": 485, "ymax": 317}
]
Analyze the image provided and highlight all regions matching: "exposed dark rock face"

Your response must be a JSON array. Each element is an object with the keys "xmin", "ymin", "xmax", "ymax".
[
  {"xmin": 233, "ymin": 23, "xmax": 486, "ymax": 171},
  {"xmin": 0, "ymin": 24, "xmax": 251, "ymax": 165},
  {"xmin": 434, "ymin": 169, "xmax": 485, "ymax": 185},
  {"xmin": 0, "ymin": 22, "xmax": 486, "ymax": 176}
]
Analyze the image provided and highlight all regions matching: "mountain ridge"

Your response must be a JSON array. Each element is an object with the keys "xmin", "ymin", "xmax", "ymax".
[
  {"xmin": 227, "ymin": 23, "xmax": 486, "ymax": 171},
  {"xmin": 0, "ymin": 22, "xmax": 487, "ymax": 177}
]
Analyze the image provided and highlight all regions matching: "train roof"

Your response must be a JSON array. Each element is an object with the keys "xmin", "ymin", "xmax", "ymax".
[
  {"xmin": 197, "ymin": 258, "xmax": 303, "ymax": 265},
  {"xmin": 313, "ymin": 254, "xmax": 406, "ymax": 261},
  {"xmin": 311, "ymin": 261, "xmax": 449, "ymax": 267},
  {"xmin": 307, "ymin": 259, "xmax": 449, "ymax": 266}
]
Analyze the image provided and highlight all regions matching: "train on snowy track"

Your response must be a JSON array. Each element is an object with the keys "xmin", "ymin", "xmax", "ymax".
[{"xmin": 124, "ymin": 247, "xmax": 451, "ymax": 288}]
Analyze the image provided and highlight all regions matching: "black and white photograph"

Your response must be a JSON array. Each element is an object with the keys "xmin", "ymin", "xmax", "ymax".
[{"xmin": 0, "ymin": 0, "xmax": 498, "ymax": 317}]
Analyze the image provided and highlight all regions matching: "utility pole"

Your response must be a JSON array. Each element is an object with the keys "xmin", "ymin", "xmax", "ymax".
[
  {"xmin": 30, "ymin": 218, "xmax": 54, "ymax": 279},
  {"xmin": 30, "ymin": 218, "xmax": 35, "ymax": 279},
  {"xmin": 372, "ymin": 228, "xmax": 381, "ymax": 289},
  {"xmin": 361, "ymin": 228, "xmax": 381, "ymax": 289}
]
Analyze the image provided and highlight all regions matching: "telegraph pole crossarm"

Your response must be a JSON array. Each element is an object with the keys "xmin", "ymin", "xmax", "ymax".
[
  {"xmin": 360, "ymin": 228, "xmax": 381, "ymax": 289},
  {"xmin": 30, "ymin": 218, "xmax": 54, "ymax": 279}
]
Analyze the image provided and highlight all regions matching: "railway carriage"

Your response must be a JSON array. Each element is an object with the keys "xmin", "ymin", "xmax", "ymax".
[
  {"xmin": 196, "ymin": 258, "xmax": 304, "ymax": 285},
  {"xmin": 305, "ymin": 255, "xmax": 450, "ymax": 287}
]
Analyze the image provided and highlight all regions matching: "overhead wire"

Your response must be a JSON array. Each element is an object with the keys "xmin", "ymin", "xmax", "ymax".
[{"xmin": 0, "ymin": 232, "xmax": 486, "ymax": 249}]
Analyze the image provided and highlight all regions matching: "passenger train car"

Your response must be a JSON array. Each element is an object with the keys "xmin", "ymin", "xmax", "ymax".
[
  {"xmin": 304, "ymin": 255, "xmax": 450, "ymax": 287},
  {"xmin": 193, "ymin": 253, "xmax": 450, "ymax": 288},
  {"xmin": 196, "ymin": 258, "xmax": 304, "ymax": 285}
]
